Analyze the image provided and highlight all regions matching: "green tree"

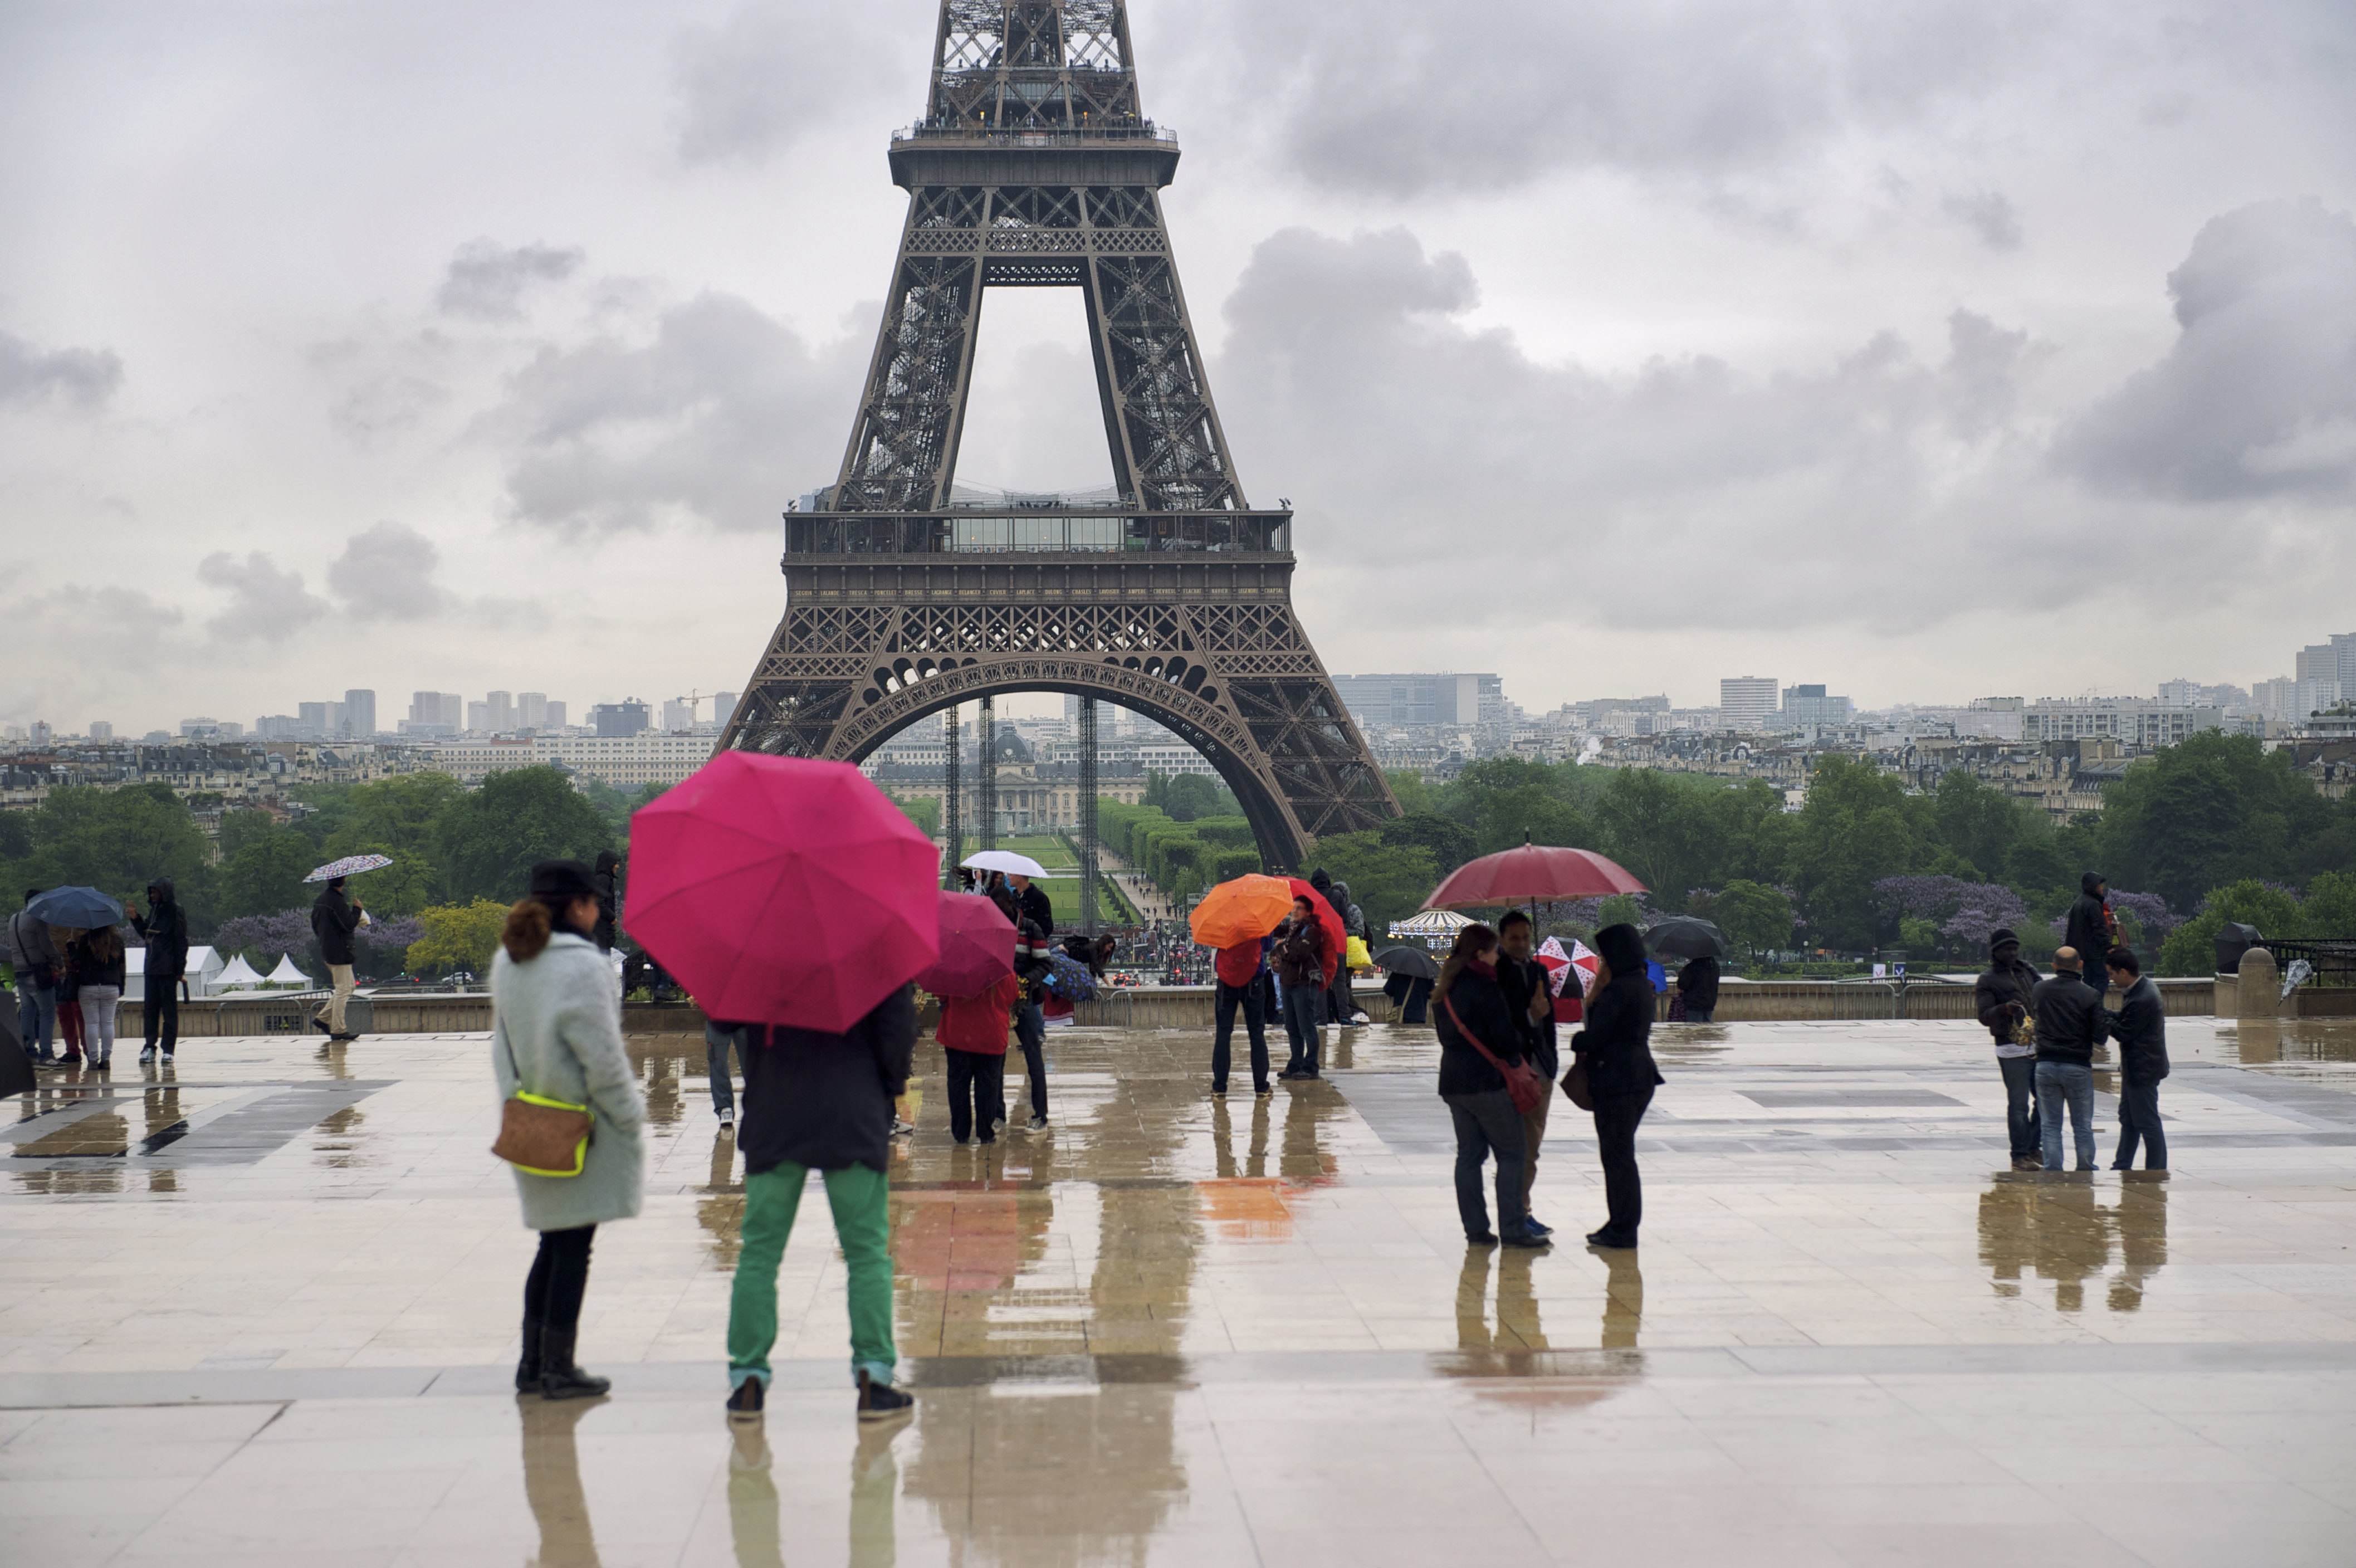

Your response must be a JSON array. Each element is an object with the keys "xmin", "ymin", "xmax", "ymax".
[
  {"xmin": 1385, "ymin": 769, "xmax": 1443, "ymax": 817},
  {"xmin": 884, "ymin": 791, "xmax": 941, "ymax": 837},
  {"xmin": 408, "ymin": 898, "xmax": 511, "ymax": 978},
  {"xmin": 10, "ymin": 783, "xmax": 216, "ymax": 930},
  {"xmin": 1715, "ymin": 879, "xmax": 1793, "ymax": 968},
  {"xmin": 436, "ymin": 768, "xmax": 616, "ymax": 903},
  {"xmin": 1302, "ymin": 831, "xmax": 1438, "ymax": 934},
  {"xmin": 217, "ymin": 827, "xmax": 320, "ymax": 921},
  {"xmin": 2157, "ymin": 878, "xmax": 2311, "ymax": 976},
  {"xmin": 2098, "ymin": 732, "xmax": 2331, "ymax": 910},
  {"xmin": 1380, "ymin": 812, "xmax": 1476, "ymax": 877},
  {"xmin": 1930, "ymin": 770, "xmax": 2031, "ymax": 881},
  {"xmin": 1787, "ymin": 756, "xmax": 1932, "ymax": 949}
]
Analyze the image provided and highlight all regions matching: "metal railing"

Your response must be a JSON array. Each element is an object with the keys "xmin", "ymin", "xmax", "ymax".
[
  {"xmin": 893, "ymin": 122, "xmax": 1176, "ymax": 147},
  {"xmin": 2266, "ymin": 939, "xmax": 2356, "ymax": 988}
]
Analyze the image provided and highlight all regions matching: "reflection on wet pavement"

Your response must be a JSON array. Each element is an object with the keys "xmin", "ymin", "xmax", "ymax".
[{"xmin": 7, "ymin": 1016, "xmax": 2356, "ymax": 1563}]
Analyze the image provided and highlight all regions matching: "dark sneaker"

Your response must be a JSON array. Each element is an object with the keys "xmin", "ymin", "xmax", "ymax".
[
  {"xmin": 311, "ymin": 1018, "xmax": 330, "ymax": 1035},
  {"xmin": 139, "ymin": 1047, "xmax": 155, "ymax": 1063},
  {"xmin": 1254, "ymin": 1085, "xmax": 1272, "ymax": 1098},
  {"xmin": 856, "ymin": 1370, "xmax": 912, "ymax": 1423},
  {"xmin": 718, "ymin": 1115, "xmax": 735, "ymax": 1134},
  {"xmin": 1466, "ymin": 1230, "xmax": 1498, "ymax": 1245},
  {"xmin": 1522, "ymin": 1218, "xmax": 1553, "ymax": 1238},
  {"xmin": 1500, "ymin": 1229, "xmax": 1550, "ymax": 1249},
  {"xmin": 1584, "ymin": 1229, "xmax": 1637, "ymax": 1250},
  {"xmin": 726, "ymin": 1378, "xmax": 766, "ymax": 1423},
  {"xmin": 1211, "ymin": 1083, "xmax": 1229, "ymax": 1096},
  {"xmin": 1026, "ymin": 1115, "xmax": 1048, "ymax": 1132}
]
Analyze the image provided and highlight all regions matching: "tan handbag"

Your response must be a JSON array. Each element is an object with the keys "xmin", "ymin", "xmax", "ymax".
[{"xmin": 490, "ymin": 1025, "xmax": 593, "ymax": 1178}]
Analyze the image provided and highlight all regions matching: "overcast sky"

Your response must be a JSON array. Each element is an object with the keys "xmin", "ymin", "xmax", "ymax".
[{"xmin": 4, "ymin": 0, "xmax": 2354, "ymax": 736}]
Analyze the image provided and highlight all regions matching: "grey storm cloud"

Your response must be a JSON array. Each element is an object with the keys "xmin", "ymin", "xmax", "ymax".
[
  {"xmin": 0, "ymin": 329, "xmax": 123, "ymax": 411},
  {"xmin": 2059, "ymin": 197, "xmax": 2356, "ymax": 501},
  {"xmin": 195, "ymin": 550, "xmax": 329, "ymax": 642},
  {"xmin": 1200, "ymin": 0, "xmax": 2036, "ymax": 195},
  {"xmin": 1942, "ymin": 189, "xmax": 2025, "ymax": 251},
  {"xmin": 1211, "ymin": 227, "xmax": 2079, "ymax": 634},
  {"xmin": 492, "ymin": 291, "xmax": 864, "ymax": 532},
  {"xmin": 436, "ymin": 240, "xmax": 585, "ymax": 321},
  {"xmin": 328, "ymin": 521, "xmax": 448, "ymax": 619},
  {"xmin": 669, "ymin": 2, "xmax": 907, "ymax": 165}
]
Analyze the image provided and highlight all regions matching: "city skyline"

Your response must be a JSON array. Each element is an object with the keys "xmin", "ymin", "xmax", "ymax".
[{"xmin": 4, "ymin": 2, "xmax": 2353, "ymax": 732}]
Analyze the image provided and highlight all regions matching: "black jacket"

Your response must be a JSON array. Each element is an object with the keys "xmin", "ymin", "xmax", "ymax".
[
  {"xmin": 1016, "ymin": 881, "xmax": 1054, "ymax": 941},
  {"xmin": 732, "ymin": 983, "xmax": 917, "ymax": 1175},
  {"xmin": 72, "ymin": 933, "xmax": 127, "ymax": 992},
  {"xmin": 2030, "ymin": 973, "xmax": 2108, "ymax": 1065},
  {"xmin": 2105, "ymin": 976, "xmax": 2169, "ymax": 1081},
  {"xmin": 1677, "ymin": 957, "xmax": 1720, "ymax": 1011},
  {"xmin": 1274, "ymin": 917, "xmax": 1324, "ymax": 990},
  {"xmin": 311, "ymin": 886, "xmax": 362, "ymax": 966},
  {"xmin": 1497, "ymin": 952, "xmax": 1559, "ymax": 1080},
  {"xmin": 1435, "ymin": 965, "xmax": 1525, "ymax": 1097},
  {"xmin": 1573, "ymin": 926, "xmax": 1664, "ymax": 1098},
  {"xmin": 131, "ymin": 879, "xmax": 189, "ymax": 978},
  {"xmin": 2064, "ymin": 873, "xmax": 2111, "ymax": 969},
  {"xmin": 592, "ymin": 852, "xmax": 620, "ymax": 952},
  {"xmin": 1974, "ymin": 954, "xmax": 2042, "ymax": 1043}
]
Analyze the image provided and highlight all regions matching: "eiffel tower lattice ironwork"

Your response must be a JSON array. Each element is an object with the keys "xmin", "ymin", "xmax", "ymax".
[{"xmin": 718, "ymin": 0, "xmax": 1397, "ymax": 869}]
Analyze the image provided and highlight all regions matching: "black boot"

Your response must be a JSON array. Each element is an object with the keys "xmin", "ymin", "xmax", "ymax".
[
  {"xmin": 538, "ymin": 1327, "xmax": 610, "ymax": 1400},
  {"xmin": 515, "ymin": 1317, "xmax": 544, "ymax": 1393}
]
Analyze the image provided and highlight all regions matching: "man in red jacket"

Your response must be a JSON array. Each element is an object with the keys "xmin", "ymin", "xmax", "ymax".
[{"xmin": 1212, "ymin": 936, "xmax": 1272, "ymax": 1097}]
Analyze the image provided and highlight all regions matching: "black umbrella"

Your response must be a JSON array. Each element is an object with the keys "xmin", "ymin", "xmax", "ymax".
[
  {"xmin": 1643, "ymin": 917, "xmax": 1729, "ymax": 961},
  {"xmin": 1371, "ymin": 944, "xmax": 1441, "ymax": 980},
  {"xmin": 25, "ymin": 886, "xmax": 124, "ymax": 930}
]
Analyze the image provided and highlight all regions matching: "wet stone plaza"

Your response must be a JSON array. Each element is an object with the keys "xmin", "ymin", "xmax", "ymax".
[{"xmin": 6, "ymin": 1016, "xmax": 2356, "ymax": 1566}]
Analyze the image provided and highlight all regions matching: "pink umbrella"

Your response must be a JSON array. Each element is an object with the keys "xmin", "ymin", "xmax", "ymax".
[
  {"xmin": 625, "ymin": 752, "xmax": 941, "ymax": 1033},
  {"xmin": 915, "ymin": 891, "xmax": 1016, "ymax": 1000}
]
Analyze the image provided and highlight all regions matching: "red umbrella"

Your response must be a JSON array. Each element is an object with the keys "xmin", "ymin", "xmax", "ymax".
[
  {"xmin": 1424, "ymin": 843, "xmax": 1645, "ymax": 909},
  {"xmin": 625, "ymin": 752, "xmax": 940, "ymax": 1033},
  {"xmin": 915, "ymin": 891, "xmax": 1016, "ymax": 1000},
  {"xmin": 1284, "ymin": 877, "xmax": 1347, "ymax": 985}
]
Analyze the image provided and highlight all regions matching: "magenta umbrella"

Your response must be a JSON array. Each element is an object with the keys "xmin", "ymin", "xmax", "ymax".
[
  {"xmin": 625, "ymin": 752, "xmax": 941, "ymax": 1033},
  {"xmin": 915, "ymin": 891, "xmax": 1016, "ymax": 1000}
]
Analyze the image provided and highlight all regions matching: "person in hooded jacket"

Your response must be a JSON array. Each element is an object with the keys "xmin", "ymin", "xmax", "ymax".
[
  {"xmin": 2064, "ymin": 874, "xmax": 2114, "ymax": 1001},
  {"xmin": 1675, "ymin": 955, "xmax": 1720, "ymax": 1024},
  {"xmin": 1433, "ymin": 922, "xmax": 1543, "ymax": 1247},
  {"xmin": 310, "ymin": 876, "xmax": 365, "ymax": 1041},
  {"xmin": 2103, "ymin": 947, "xmax": 2170, "ymax": 1171},
  {"xmin": 1974, "ymin": 929, "xmax": 2045, "ymax": 1169},
  {"xmin": 492, "ymin": 861, "xmax": 647, "ymax": 1401},
  {"xmin": 720, "ymin": 980, "xmax": 918, "ymax": 1425},
  {"xmin": 1327, "ymin": 880, "xmax": 1369, "ymax": 1025},
  {"xmin": 1573, "ymin": 924, "xmax": 1664, "ymax": 1249},
  {"xmin": 129, "ymin": 877, "xmax": 188, "ymax": 1062},
  {"xmin": 8, "ymin": 890, "xmax": 60, "ymax": 1063}
]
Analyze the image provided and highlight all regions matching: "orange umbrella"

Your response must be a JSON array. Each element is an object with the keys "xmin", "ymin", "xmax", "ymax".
[{"xmin": 1188, "ymin": 873, "xmax": 1297, "ymax": 950}]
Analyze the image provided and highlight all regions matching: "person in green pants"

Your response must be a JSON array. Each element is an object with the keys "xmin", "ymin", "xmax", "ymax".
[{"xmin": 722, "ymin": 983, "xmax": 918, "ymax": 1424}]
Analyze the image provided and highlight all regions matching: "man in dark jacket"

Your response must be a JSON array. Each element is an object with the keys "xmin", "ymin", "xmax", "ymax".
[
  {"xmin": 1495, "ymin": 911, "xmax": 1560, "ymax": 1237},
  {"xmin": 2030, "ymin": 947, "xmax": 2108, "ymax": 1170},
  {"xmin": 130, "ymin": 877, "xmax": 189, "ymax": 1062},
  {"xmin": 723, "ymin": 983, "xmax": 918, "ymax": 1425},
  {"xmin": 1974, "ymin": 929, "xmax": 2045, "ymax": 1169},
  {"xmin": 2104, "ymin": 947, "xmax": 2169, "ymax": 1170},
  {"xmin": 1274, "ymin": 898, "xmax": 1327, "ymax": 1079},
  {"xmin": 310, "ymin": 877, "xmax": 365, "ymax": 1041},
  {"xmin": 1004, "ymin": 872, "xmax": 1054, "ymax": 1130},
  {"xmin": 2064, "ymin": 873, "xmax": 2113, "ymax": 1000},
  {"xmin": 8, "ymin": 890, "xmax": 60, "ymax": 1062},
  {"xmin": 1676, "ymin": 956, "xmax": 1720, "ymax": 1023},
  {"xmin": 591, "ymin": 851, "xmax": 621, "ymax": 951},
  {"xmin": 1572, "ymin": 924, "xmax": 1664, "ymax": 1249},
  {"xmin": 1434, "ymin": 931, "xmax": 1539, "ymax": 1246}
]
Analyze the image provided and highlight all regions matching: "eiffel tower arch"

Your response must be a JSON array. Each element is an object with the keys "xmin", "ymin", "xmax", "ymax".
[{"xmin": 720, "ymin": 0, "xmax": 1397, "ymax": 870}]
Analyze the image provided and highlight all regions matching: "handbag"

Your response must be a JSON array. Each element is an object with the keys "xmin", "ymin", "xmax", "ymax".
[
  {"xmin": 489, "ymin": 1023, "xmax": 593, "ymax": 1178},
  {"xmin": 1442, "ymin": 993, "xmax": 1547, "ymax": 1115},
  {"xmin": 1562, "ymin": 1055, "xmax": 1595, "ymax": 1111},
  {"xmin": 1345, "ymin": 935, "xmax": 1372, "ymax": 970},
  {"xmin": 1666, "ymin": 992, "xmax": 1688, "ymax": 1022}
]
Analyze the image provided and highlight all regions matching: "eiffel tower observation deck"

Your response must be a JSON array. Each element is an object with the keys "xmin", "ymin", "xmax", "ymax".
[{"xmin": 721, "ymin": 0, "xmax": 1397, "ymax": 869}]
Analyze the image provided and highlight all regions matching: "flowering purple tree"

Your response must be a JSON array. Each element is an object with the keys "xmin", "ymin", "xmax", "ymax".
[
  {"xmin": 355, "ymin": 916, "xmax": 424, "ymax": 974},
  {"xmin": 1941, "ymin": 885, "xmax": 2030, "ymax": 950},
  {"xmin": 1875, "ymin": 876, "xmax": 2030, "ymax": 958},
  {"xmin": 211, "ymin": 908, "xmax": 312, "ymax": 965}
]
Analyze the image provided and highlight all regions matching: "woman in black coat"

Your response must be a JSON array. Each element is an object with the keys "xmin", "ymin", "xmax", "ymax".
[
  {"xmin": 1573, "ymin": 924, "xmax": 1664, "ymax": 1249},
  {"xmin": 1433, "ymin": 923, "xmax": 1544, "ymax": 1248},
  {"xmin": 1676, "ymin": 955, "xmax": 1720, "ymax": 1023}
]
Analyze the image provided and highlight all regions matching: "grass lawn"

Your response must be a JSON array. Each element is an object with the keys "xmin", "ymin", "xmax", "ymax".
[{"xmin": 969, "ymin": 834, "xmax": 1135, "ymax": 927}]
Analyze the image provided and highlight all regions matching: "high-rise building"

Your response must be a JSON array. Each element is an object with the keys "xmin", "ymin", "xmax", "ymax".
[
  {"xmin": 591, "ymin": 700, "xmax": 650, "ymax": 737},
  {"xmin": 1719, "ymin": 677, "xmax": 1780, "ymax": 731},
  {"xmin": 545, "ymin": 701, "xmax": 567, "ymax": 731},
  {"xmin": 483, "ymin": 691, "xmax": 515, "ymax": 732},
  {"xmin": 87, "ymin": 721, "xmax": 112, "ymax": 741},
  {"xmin": 712, "ymin": 691, "xmax": 737, "ymax": 725},
  {"xmin": 297, "ymin": 701, "xmax": 330, "ymax": 736},
  {"xmin": 1780, "ymin": 684, "xmax": 1853, "ymax": 729},
  {"xmin": 256, "ymin": 715, "xmax": 301, "ymax": 740},
  {"xmin": 29, "ymin": 721, "xmax": 51, "ymax": 746},
  {"xmin": 662, "ymin": 699, "xmax": 695, "ymax": 733},
  {"xmin": 517, "ymin": 692, "xmax": 549, "ymax": 730},
  {"xmin": 343, "ymin": 690, "xmax": 376, "ymax": 738},
  {"xmin": 466, "ymin": 701, "xmax": 489, "ymax": 733},
  {"xmin": 1328, "ymin": 673, "xmax": 1487, "ymax": 730}
]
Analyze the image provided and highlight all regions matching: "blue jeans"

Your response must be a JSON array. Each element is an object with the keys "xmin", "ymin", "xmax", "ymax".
[
  {"xmin": 1998, "ymin": 1053, "xmax": 2039, "ymax": 1160},
  {"xmin": 1282, "ymin": 983, "xmax": 1323, "ymax": 1074},
  {"xmin": 2036, "ymin": 1061, "xmax": 2095, "ymax": 1170},
  {"xmin": 1444, "ymin": 1088, "xmax": 1528, "ymax": 1239},
  {"xmin": 705, "ymin": 1022, "xmax": 741, "ymax": 1118},
  {"xmin": 1213, "ymin": 979, "xmax": 1268, "ymax": 1091},
  {"xmin": 17, "ymin": 979, "xmax": 56, "ymax": 1058},
  {"xmin": 1013, "ymin": 1000, "xmax": 1047, "ymax": 1118},
  {"xmin": 2113, "ymin": 1074, "xmax": 2166, "ymax": 1170}
]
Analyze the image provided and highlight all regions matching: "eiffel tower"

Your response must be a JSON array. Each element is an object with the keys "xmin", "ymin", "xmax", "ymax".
[{"xmin": 718, "ymin": 0, "xmax": 1397, "ymax": 868}]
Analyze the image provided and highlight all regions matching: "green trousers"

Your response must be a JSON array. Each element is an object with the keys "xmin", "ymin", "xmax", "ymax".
[{"xmin": 728, "ymin": 1161, "xmax": 896, "ymax": 1389}]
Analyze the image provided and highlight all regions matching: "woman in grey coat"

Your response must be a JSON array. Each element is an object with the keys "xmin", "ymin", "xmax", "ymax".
[{"xmin": 493, "ymin": 859, "xmax": 647, "ymax": 1399}]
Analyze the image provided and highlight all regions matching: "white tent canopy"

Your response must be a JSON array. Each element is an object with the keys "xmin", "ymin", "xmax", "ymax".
[
  {"xmin": 214, "ymin": 955, "xmax": 265, "ymax": 990},
  {"xmin": 1389, "ymin": 910, "xmax": 1472, "ymax": 937},
  {"xmin": 265, "ymin": 955, "xmax": 312, "ymax": 987},
  {"xmin": 126, "ymin": 944, "xmax": 224, "ymax": 1000}
]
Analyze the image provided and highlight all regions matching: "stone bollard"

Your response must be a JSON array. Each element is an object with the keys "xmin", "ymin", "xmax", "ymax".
[{"xmin": 2235, "ymin": 945, "xmax": 2280, "ymax": 1019}]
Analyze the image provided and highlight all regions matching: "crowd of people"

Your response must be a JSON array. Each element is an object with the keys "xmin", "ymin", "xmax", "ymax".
[{"xmin": 7, "ymin": 878, "xmax": 192, "ymax": 1068}]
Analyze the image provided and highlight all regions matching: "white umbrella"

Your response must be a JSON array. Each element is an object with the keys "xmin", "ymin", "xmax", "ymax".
[
  {"xmin": 265, "ymin": 954, "xmax": 312, "ymax": 986},
  {"xmin": 961, "ymin": 849, "xmax": 1048, "ymax": 878}
]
